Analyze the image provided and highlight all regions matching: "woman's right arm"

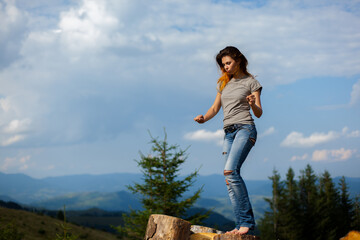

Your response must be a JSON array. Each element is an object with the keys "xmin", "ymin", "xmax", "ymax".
[{"xmin": 194, "ymin": 92, "xmax": 222, "ymax": 124}]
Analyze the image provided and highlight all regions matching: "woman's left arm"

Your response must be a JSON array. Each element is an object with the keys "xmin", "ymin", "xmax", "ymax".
[{"xmin": 246, "ymin": 90, "xmax": 262, "ymax": 118}]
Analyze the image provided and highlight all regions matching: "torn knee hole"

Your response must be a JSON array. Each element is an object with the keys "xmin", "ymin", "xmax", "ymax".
[
  {"xmin": 222, "ymin": 152, "xmax": 227, "ymax": 155},
  {"xmin": 249, "ymin": 137, "xmax": 256, "ymax": 144},
  {"xmin": 224, "ymin": 170, "xmax": 233, "ymax": 176}
]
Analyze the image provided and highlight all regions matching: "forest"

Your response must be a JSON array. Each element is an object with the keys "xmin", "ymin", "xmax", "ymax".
[{"xmin": 258, "ymin": 165, "xmax": 360, "ymax": 240}]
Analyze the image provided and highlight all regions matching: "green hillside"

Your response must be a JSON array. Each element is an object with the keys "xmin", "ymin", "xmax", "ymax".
[
  {"xmin": 32, "ymin": 191, "xmax": 141, "ymax": 211},
  {"xmin": 0, "ymin": 207, "xmax": 121, "ymax": 240}
]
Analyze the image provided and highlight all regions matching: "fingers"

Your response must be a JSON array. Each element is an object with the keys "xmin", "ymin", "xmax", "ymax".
[
  {"xmin": 194, "ymin": 115, "xmax": 205, "ymax": 123},
  {"xmin": 246, "ymin": 94, "xmax": 256, "ymax": 105}
]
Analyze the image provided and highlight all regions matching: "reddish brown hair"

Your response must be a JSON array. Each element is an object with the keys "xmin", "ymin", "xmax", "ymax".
[{"xmin": 216, "ymin": 46, "xmax": 252, "ymax": 91}]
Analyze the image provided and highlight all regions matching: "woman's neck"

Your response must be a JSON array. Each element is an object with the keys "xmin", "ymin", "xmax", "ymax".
[{"xmin": 233, "ymin": 70, "xmax": 247, "ymax": 79}]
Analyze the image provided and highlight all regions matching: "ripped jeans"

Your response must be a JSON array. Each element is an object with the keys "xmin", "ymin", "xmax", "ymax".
[{"xmin": 223, "ymin": 124, "xmax": 257, "ymax": 230}]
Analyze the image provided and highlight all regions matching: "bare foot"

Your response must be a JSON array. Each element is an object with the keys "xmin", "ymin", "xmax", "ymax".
[
  {"xmin": 225, "ymin": 229, "xmax": 238, "ymax": 234},
  {"xmin": 236, "ymin": 227, "xmax": 250, "ymax": 235}
]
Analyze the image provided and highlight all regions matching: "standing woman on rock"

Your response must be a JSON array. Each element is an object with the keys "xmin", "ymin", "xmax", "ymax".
[{"xmin": 194, "ymin": 46, "xmax": 263, "ymax": 235}]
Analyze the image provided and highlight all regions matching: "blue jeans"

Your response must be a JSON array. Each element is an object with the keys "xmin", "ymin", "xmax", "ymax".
[{"xmin": 223, "ymin": 124, "xmax": 257, "ymax": 229}]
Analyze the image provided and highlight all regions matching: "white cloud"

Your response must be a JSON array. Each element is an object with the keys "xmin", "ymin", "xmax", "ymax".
[
  {"xmin": 0, "ymin": 0, "xmax": 360, "ymax": 149},
  {"xmin": 281, "ymin": 127, "xmax": 360, "ymax": 148},
  {"xmin": 0, "ymin": 155, "xmax": 31, "ymax": 171},
  {"xmin": 1, "ymin": 134, "xmax": 26, "ymax": 146},
  {"xmin": 318, "ymin": 79, "xmax": 360, "ymax": 109},
  {"xmin": 350, "ymin": 79, "xmax": 360, "ymax": 106},
  {"xmin": 0, "ymin": 97, "xmax": 11, "ymax": 112},
  {"xmin": 58, "ymin": 0, "xmax": 119, "ymax": 51},
  {"xmin": 0, "ymin": 118, "xmax": 31, "ymax": 146},
  {"xmin": 184, "ymin": 129, "xmax": 224, "ymax": 146},
  {"xmin": 291, "ymin": 153, "xmax": 309, "ymax": 161},
  {"xmin": 3, "ymin": 118, "xmax": 31, "ymax": 133},
  {"xmin": 347, "ymin": 130, "xmax": 360, "ymax": 138},
  {"xmin": 281, "ymin": 131, "xmax": 339, "ymax": 148},
  {"xmin": 259, "ymin": 126, "xmax": 275, "ymax": 138},
  {"xmin": 0, "ymin": 0, "xmax": 28, "ymax": 69},
  {"xmin": 342, "ymin": 126, "xmax": 360, "ymax": 138},
  {"xmin": 312, "ymin": 148, "xmax": 356, "ymax": 162}
]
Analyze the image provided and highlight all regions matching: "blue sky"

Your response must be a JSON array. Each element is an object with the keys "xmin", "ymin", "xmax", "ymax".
[{"xmin": 0, "ymin": 0, "xmax": 359, "ymax": 180}]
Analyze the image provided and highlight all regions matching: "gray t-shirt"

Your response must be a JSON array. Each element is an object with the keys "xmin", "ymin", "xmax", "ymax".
[{"xmin": 217, "ymin": 76, "xmax": 262, "ymax": 128}]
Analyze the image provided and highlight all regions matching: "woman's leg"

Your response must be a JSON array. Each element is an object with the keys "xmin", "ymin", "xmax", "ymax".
[{"xmin": 223, "ymin": 125, "xmax": 257, "ymax": 232}]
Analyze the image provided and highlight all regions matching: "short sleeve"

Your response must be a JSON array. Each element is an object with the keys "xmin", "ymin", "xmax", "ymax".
[{"xmin": 250, "ymin": 78, "xmax": 262, "ymax": 94}]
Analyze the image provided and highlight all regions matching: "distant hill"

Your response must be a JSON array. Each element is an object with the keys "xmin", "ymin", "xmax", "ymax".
[
  {"xmin": 0, "ymin": 206, "xmax": 121, "ymax": 240},
  {"xmin": 0, "ymin": 172, "xmax": 142, "ymax": 203},
  {"xmin": 32, "ymin": 191, "xmax": 142, "ymax": 211},
  {"xmin": 1, "ymin": 171, "xmax": 359, "ymax": 202},
  {"xmin": 1, "ymin": 171, "xmax": 358, "ymax": 223},
  {"xmin": 0, "ymin": 199, "xmax": 235, "ymax": 232},
  {"xmin": 0, "ymin": 172, "xmax": 273, "ymax": 203},
  {"xmin": 0, "ymin": 195, "xmax": 16, "ymax": 202}
]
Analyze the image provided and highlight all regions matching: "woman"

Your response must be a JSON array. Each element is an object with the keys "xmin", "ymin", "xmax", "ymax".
[{"xmin": 194, "ymin": 46, "xmax": 262, "ymax": 235}]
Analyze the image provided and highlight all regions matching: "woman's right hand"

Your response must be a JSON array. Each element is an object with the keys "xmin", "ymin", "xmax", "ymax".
[{"xmin": 194, "ymin": 115, "xmax": 205, "ymax": 124}]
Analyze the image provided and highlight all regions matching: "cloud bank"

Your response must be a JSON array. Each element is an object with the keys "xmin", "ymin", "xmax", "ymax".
[
  {"xmin": 281, "ymin": 127, "xmax": 360, "ymax": 148},
  {"xmin": 291, "ymin": 147, "xmax": 356, "ymax": 162},
  {"xmin": 1, "ymin": 0, "xmax": 360, "ymax": 149},
  {"xmin": 312, "ymin": 148, "xmax": 357, "ymax": 162},
  {"xmin": 259, "ymin": 126, "xmax": 276, "ymax": 138},
  {"xmin": 281, "ymin": 131, "xmax": 339, "ymax": 148},
  {"xmin": 184, "ymin": 129, "xmax": 224, "ymax": 146}
]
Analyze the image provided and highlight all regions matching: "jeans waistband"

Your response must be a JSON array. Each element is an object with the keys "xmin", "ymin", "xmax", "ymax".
[{"xmin": 224, "ymin": 124, "xmax": 243, "ymax": 134}]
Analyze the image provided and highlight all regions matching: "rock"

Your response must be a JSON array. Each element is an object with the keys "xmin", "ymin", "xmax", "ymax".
[
  {"xmin": 144, "ymin": 214, "xmax": 259, "ymax": 240},
  {"xmin": 191, "ymin": 225, "xmax": 224, "ymax": 234},
  {"xmin": 190, "ymin": 232, "xmax": 219, "ymax": 240},
  {"xmin": 144, "ymin": 214, "xmax": 191, "ymax": 240},
  {"xmin": 213, "ymin": 234, "xmax": 260, "ymax": 240},
  {"xmin": 340, "ymin": 230, "xmax": 360, "ymax": 240}
]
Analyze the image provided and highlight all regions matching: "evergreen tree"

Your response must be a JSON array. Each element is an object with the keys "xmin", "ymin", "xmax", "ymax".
[
  {"xmin": 259, "ymin": 165, "xmax": 357, "ymax": 240},
  {"xmin": 258, "ymin": 169, "xmax": 284, "ymax": 240},
  {"xmin": 317, "ymin": 171, "xmax": 338, "ymax": 240},
  {"xmin": 257, "ymin": 211, "xmax": 275, "ymax": 240},
  {"xmin": 269, "ymin": 169, "xmax": 284, "ymax": 239},
  {"xmin": 352, "ymin": 194, "xmax": 360, "ymax": 231},
  {"xmin": 281, "ymin": 168, "xmax": 301, "ymax": 240},
  {"xmin": 57, "ymin": 209, "xmax": 65, "ymax": 221},
  {"xmin": 298, "ymin": 164, "xmax": 318, "ymax": 240},
  {"xmin": 116, "ymin": 131, "xmax": 208, "ymax": 239},
  {"xmin": 338, "ymin": 176, "xmax": 354, "ymax": 237}
]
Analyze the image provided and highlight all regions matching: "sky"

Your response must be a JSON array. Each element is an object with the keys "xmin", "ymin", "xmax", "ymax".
[{"xmin": 0, "ymin": 0, "xmax": 359, "ymax": 180}]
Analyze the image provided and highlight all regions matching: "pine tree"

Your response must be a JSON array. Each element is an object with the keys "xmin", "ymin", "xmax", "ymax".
[
  {"xmin": 298, "ymin": 164, "xmax": 318, "ymax": 240},
  {"xmin": 317, "ymin": 171, "xmax": 339, "ymax": 240},
  {"xmin": 270, "ymin": 169, "xmax": 284, "ymax": 239},
  {"xmin": 258, "ymin": 169, "xmax": 284, "ymax": 240},
  {"xmin": 116, "ymin": 131, "xmax": 208, "ymax": 239},
  {"xmin": 352, "ymin": 194, "xmax": 360, "ymax": 231},
  {"xmin": 338, "ymin": 176, "xmax": 354, "ymax": 237},
  {"xmin": 257, "ymin": 211, "xmax": 275, "ymax": 240},
  {"xmin": 259, "ymin": 166, "xmax": 357, "ymax": 240},
  {"xmin": 281, "ymin": 168, "xmax": 301, "ymax": 240}
]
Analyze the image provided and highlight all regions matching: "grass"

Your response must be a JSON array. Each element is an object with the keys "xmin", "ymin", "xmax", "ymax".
[{"xmin": 0, "ymin": 207, "xmax": 121, "ymax": 240}]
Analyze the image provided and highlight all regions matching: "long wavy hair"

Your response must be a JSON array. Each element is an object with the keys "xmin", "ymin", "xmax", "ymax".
[{"xmin": 216, "ymin": 46, "xmax": 252, "ymax": 91}]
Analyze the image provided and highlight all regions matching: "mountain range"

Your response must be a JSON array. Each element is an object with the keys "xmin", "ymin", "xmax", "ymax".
[
  {"xmin": 0, "ymin": 172, "xmax": 274, "ymax": 203},
  {"xmin": 1, "ymin": 171, "xmax": 359, "ymax": 221}
]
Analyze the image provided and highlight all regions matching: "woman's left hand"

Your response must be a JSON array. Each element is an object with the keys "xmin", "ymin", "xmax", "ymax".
[
  {"xmin": 247, "ymin": 90, "xmax": 262, "ymax": 118},
  {"xmin": 246, "ymin": 94, "xmax": 256, "ymax": 106}
]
